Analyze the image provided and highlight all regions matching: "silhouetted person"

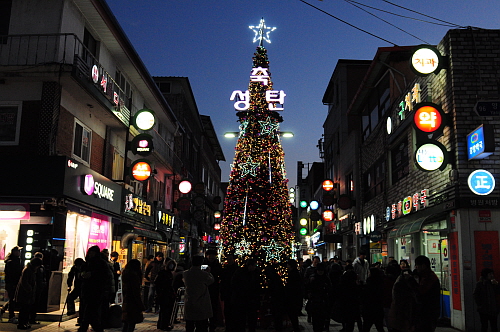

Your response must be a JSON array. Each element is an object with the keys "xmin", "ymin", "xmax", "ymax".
[
  {"xmin": 2, "ymin": 246, "xmax": 23, "ymax": 324},
  {"xmin": 121, "ymin": 259, "xmax": 145, "ymax": 332},
  {"xmin": 67, "ymin": 258, "xmax": 85, "ymax": 315},
  {"xmin": 14, "ymin": 257, "xmax": 43, "ymax": 330}
]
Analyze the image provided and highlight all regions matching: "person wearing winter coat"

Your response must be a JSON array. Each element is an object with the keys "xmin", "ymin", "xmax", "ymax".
[
  {"xmin": 284, "ymin": 259, "xmax": 303, "ymax": 332},
  {"xmin": 219, "ymin": 254, "xmax": 238, "ymax": 331},
  {"xmin": 361, "ymin": 267, "xmax": 386, "ymax": 332},
  {"xmin": 338, "ymin": 270, "xmax": 362, "ymax": 332},
  {"xmin": 144, "ymin": 252, "xmax": 165, "ymax": 312},
  {"xmin": 474, "ymin": 268, "xmax": 500, "ymax": 332},
  {"xmin": 66, "ymin": 258, "xmax": 84, "ymax": 315},
  {"xmin": 388, "ymin": 268, "xmax": 418, "ymax": 332},
  {"xmin": 307, "ymin": 262, "xmax": 332, "ymax": 332},
  {"xmin": 121, "ymin": 259, "xmax": 145, "ymax": 332},
  {"xmin": 183, "ymin": 255, "xmax": 214, "ymax": 331},
  {"xmin": 352, "ymin": 252, "xmax": 369, "ymax": 284},
  {"xmin": 204, "ymin": 249, "xmax": 223, "ymax": 332},
  {"xmin": 1, "ymin": 246, "xmax": 23, "ymax": 323},
  {"xmin": 414, "ymin": 255, "xmax": 440, "ymax": 332},
  {"xmin": 77, "ymin": 245, "xmax": 114, "ymax": 332},
  {"xmin": 382, "ymin": 261, "xmax": 401, "ymax": 330},
  {"xmin": 230, "ymin": 258, "xmax": 261, "ymax": 332},
  {"xmin": 155, "ymin": 258, "xmax": 177, "ymax": 331},
  {"xmin": 14, "ymin": 257, "xmax": 43, "ymax": 330}
]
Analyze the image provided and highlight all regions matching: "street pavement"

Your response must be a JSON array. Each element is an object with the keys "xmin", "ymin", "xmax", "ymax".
[{"xmin": 0, "ymin": 310, "xmax": 462, "ymax": 332}]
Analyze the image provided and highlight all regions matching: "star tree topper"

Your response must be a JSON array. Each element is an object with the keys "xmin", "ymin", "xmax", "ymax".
[{"xmin": 249, "ymin": 18, "xmax": 276, "ymax": 46}]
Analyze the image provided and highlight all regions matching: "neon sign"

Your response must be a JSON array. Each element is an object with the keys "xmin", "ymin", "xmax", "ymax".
[
  {"xmin": 82, "ymin": 174, "xmax": 115, "ymax": 201},
  {"xmin": 386, "ymin": 189, "xmax": 429, "ymax": 221}
]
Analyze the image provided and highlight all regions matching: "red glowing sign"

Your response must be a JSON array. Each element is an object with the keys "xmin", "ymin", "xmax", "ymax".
[
  {"xmin": 214, "ymin": 223, "xmax": 221, "ymax": 231},
  {"xmin": 130, "ymin": 160, "xmax": 152, "ymax": 181},
  {"xmin": 322, "ymin": 210, "xmax": 334, "ymax": 222},
  {"xmin": 413, "ymin": 103, "xmax": 444, "ymax": 133},
  {"xmin": 322, "ymin": 179, "xmax": 334, "ymax": 191}
]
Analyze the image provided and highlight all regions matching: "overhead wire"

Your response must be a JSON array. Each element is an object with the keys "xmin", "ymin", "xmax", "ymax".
[
  {"xmin": 346, "ymin": 0, "xmax": 461, "ymax": 28},
  {"xmin": 343, "ymin": 0, "xmax": 430, "ymax": 44},
  {"xmin": 298, "ymin": 0, "xmax": 399, "ymax": 46}
]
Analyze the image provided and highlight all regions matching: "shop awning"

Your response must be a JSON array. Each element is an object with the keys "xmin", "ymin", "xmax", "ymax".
[
  {"xmin": 388, "ymin": 216, "xmax": 429, "ymax": 239},
  {"xmin": 132, "ymin": 227, "xmax": 163, "ymax": 241}
]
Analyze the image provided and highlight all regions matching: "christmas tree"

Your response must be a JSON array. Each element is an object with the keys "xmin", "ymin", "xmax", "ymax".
[{"xmin": 220, "ymin": 19, "xmax": 295, "ymax": 275}]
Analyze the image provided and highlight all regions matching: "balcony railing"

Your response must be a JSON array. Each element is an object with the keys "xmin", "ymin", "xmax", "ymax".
[{"xmin": 0, "ymin": 33, "xmax": 131, "ymax": 126}]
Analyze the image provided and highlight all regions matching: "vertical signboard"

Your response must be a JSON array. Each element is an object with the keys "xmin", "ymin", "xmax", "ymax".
[
  {"xmin": 475, "ymin": 231, "xmax": 500, "ymax": 284},
  {"xmin": 88, "ymin": 213, "xmax": 110, "ymax": 251},
  {"xmin": 449, "ymin": 232, "xmax": 461, "ymax": 310}
]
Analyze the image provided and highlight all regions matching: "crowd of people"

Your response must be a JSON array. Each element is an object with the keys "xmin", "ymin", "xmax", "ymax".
[{"xmin": 2, "ymin": 245, "xmax": 500, "ymax": 332}]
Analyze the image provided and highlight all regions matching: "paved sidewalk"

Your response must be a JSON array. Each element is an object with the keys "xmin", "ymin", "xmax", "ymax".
[{"xmin": 0, "ymin": 311, "xmax": 462, "ymax": 332}]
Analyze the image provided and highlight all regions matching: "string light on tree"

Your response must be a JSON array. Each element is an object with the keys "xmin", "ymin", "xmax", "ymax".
[{"xmin": 220, "ymin": 18, "xmax": 295, "ymax": 283}]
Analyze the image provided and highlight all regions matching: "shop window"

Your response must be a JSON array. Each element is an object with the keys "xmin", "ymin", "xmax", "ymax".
[
  {"xmin": 72, "ymin": 119, "xmax": 92, "ymax": 165},
  {"xmin": 391, "ymin": 138, "xmax": 409, "ymax": 185},
  {"xmin": 0, "ymin": 102, "xmax": 22, "ymax": 145},
  {"xmin": 419, "ymin": 222, "xmax": 449, "ymax": 291}
]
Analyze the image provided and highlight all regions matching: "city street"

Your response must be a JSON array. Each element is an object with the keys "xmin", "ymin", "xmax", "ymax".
[{"xmin": 0, "ymin": 311, "xmax": 462, "ymax": 332}]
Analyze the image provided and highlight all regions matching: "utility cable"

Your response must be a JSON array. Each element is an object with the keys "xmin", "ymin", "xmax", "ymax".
[
  {"xmin": 380, "ymin": 0, "xmax": 466, "ymax": 28},
  {"xmin": 344, "ymin": 0, "xmax": 430, "ymax": 44},
  {"xmin": 299, "ymin": 0, "xmax": 399, "ymax": 46},
  {"xmin": 346, "ymin": 0, "xmax": 460, "ymax": 28}
]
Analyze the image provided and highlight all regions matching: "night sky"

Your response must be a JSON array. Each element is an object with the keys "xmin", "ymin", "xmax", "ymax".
[{"xmin": 105, "ymin": 0, "xmax": 500, "ymax": 188}]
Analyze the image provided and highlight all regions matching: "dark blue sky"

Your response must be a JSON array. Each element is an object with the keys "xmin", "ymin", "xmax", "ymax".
[{"xmin": 105, "ymin": 0, "xmax": 500, "ymax": 187}]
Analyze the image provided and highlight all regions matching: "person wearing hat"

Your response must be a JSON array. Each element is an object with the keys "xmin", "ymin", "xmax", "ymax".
[{"xmin": 1, "ymin": 246, "xmax": 23, "ymax": 324}]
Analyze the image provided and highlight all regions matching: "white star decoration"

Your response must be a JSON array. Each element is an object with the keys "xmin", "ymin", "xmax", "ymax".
[
  {"xmin": 249, "ymin": 18, "xmax": 276, "ymax": 46},
  {"xmin": 259, "ymin": 116, "xmax": 279, "ymax": 136},
  {"xmin": 235, "ymin": 238, "xmax": 252, "ymax": 257},
  {"xmin": 240, "ymin": 156, "xmax": 259, "ymax": 176},
  {"xmin": 263, "ymin": 239, "xmax": 284, "ymax": 261}
]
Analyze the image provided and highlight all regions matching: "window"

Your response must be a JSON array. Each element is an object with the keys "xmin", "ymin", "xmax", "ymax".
[
  {"xmin": 112, "ymin": 150, "xmax": 124, "ymax": 181},
  {"xmin": 73, "ymin": 119, "xmax": 91, "ymax": 164},
  {"xmin": 0, "ymin": 0, "xmax": 12, "ymax": 44},
  {"xmin": 363, "ymin": 157, "xmax": 385, "ymax": 202},
  {"xmin": 391, "ymin": 139, "xmax": 409, "ymax": 184},
  {"xmin": 115, "ymin": 70, "xmax": 133, "ymax": 110},
  {"xmin": 0, "ymin": 102, "xmax": 22, "ymax": 145},
  {"xmin": 156, "ymin": 82, "xmax": 171, "ymax": 94}
]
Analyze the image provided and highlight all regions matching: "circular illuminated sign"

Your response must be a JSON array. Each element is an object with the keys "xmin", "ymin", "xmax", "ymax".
[
  {"xmin": 413, "ymin": 103, "xmax": 444, "ymax": 133},
  {"xmin": 130, "ymin": 160, "xmax": 152, "ymax": 181},
  {"xmin": 300, "ymin": 218, "xmax": 308, "ymax": 226},
  {"xmin": 322, "ymin": 210, "xmax": 334, "ymax": 222},
  {"xmin": 468, "ymin": 169, "xmax": 495, "ymax": 195},
  {"xmin": 322, "ymin": 179, "xmax": 334, "ymax": 191},
  {"xmin": 214, "ymin": 223, "xmax": 221, "ymax": 231},
  {"xmin": 309, "ymin": 200, "xmax": 319, "ymax": 210},
  {"xmin": 131, "ymin": 134, "xmax": 154, "ymax": 156},
  {"xmin": 411, "ymin": 45, "xmax": 442, "ymax": 76},
  {"xmin": 300, "ymin": 228, "xmax": 308, "ymax": 236},
  {"xmin": 415, "ymin": 141, "xmax": 447, "ymax": 171},
  {"xmin": 133, "ymin": 109, "xmax": 156, "ymax": 131},
  {"xmin": 299, "ymin": 200, "xmax": 308, "ymax": 208},
  {"xmin": 214, "ymin": 211, "xmax": 222, "ymax": 219},
  {"xmin": 178, "ymin": 180, "xmax": 192, "ymax": 194},
  {"xmin": 386, "ymin": 117, "xmax": 392, "ymax": 135}
]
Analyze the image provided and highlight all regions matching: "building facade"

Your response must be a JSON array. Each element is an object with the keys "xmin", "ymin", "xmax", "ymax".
[
  {"xmin": 324, "ymin": 28, "xmax": 500, "ymax": 330},
  {"xmin": 0, "ymin": 0, "xmax": 223, "ymax": 311}
]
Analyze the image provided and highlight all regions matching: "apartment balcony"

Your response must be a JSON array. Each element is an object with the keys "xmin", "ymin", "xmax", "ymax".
[{"xmin": 0, "ymin": 33, "xmax": 131, "ymax": 127}]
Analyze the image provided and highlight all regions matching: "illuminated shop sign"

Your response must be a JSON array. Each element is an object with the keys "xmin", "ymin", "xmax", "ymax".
[
  {"xmin": 413, "ymin": 103, "xmax": 445, "ymax": 133},
  {"xmin": 124, "ymin": 193, "xmax": 152, "ymax": 216},
  {"xmin": 415, "ymin": 141, "xmax": 448, "ymax": 171},
  {"xmin": 388, "ymin": 83, "xmax": 422, "ymax": 135},
  {"xmin": 362, "ymin": 215, "xmax": 375, "ymax": 235},
  {"xmin": 130, "ymin": 160, "xmax": 152, "ymax": 182},
  {"xmin": 468, "ymin": 170, "xmax": 495, "ymax": 196},
  {"xmin": 230, "ymin": 67, "xmax": 286, "ymax": 111},
  {"xmin": 91, "ymin": 65, "xmax": 120, "ymax": 107},
  {"xmin": 386, "ymin": 189, "xmax": 429, "ymax": 221},
  {"xmin": 467, "ymin": 124, "xmax": 495, "ymax": 160},
  {"xmin": 158, "ymin": 210, "xmax": 175, "ymax": 228},
  {"xmin": 410, "ymin": 45, "xmax": 443, "ymax": 76},
  {"xmin": 81, "ymin": 174, "xmax": 115, "ymax": 201},
  {"xmin": 131, "ymin": 134, "xmax": 154, "ymax": 156}
]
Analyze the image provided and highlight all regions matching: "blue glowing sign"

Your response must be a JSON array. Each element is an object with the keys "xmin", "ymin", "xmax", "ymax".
[
  {"xmin": 467, "ymin": 124, "xmax": 494, "ymax": 160},
  {"xmin": 468, "ymin": 170, "xmax": 495, "ymax": 196}
]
